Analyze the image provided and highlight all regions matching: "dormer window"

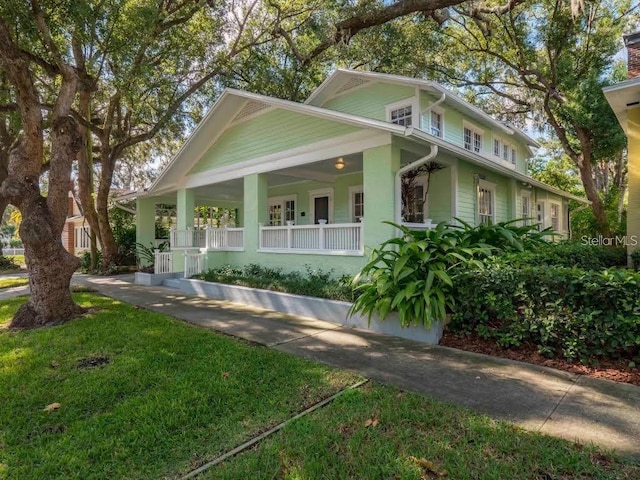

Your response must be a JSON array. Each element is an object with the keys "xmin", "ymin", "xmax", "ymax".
[
  {"xmin": 493, "ymin": 136, "xmax": 517, "ymax": 166},
  {"xmin": 430, "ymin": 109, "xmax": 443, "ymax": 137},
  {"xmin": 390, "ymin": 105, "xmax": 412, "ymax": 126},
  {"xmin": 463, "ymin": 122, "xmax": 483, "ymax": 153}
]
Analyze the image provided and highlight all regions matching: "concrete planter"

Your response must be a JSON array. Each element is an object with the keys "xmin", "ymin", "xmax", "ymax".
[
  {"xmin": 177, "ymin": 278, "xmax": 443, "ymax": 345},
  {"xmin": 135, "ymin": 271, "xmax": 181, "ymax": 286}
]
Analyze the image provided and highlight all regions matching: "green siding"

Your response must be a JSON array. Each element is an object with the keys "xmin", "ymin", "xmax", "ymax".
[
  {"xmin": 456, "ymin": 161, "xmax": 511, "ymax": 225},
  {"xmin": 189, "ymin": 109, "xmax": 359, "ymax": 174},
  {"xmin": 426, "ymin": 167, "xmax": 452, "ymax": 223},
  {"xmin": 322, "ymin": 83, "xmax": 415, "ymax": 121},
  {"xmin": 418, "ymin": 91, "xmax": 531, "ymax": 175}
]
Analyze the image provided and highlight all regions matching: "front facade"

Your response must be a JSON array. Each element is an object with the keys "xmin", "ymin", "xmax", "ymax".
[{"xmin": 134, "ymin": 70, "xmax": 584, "ymax": 276}]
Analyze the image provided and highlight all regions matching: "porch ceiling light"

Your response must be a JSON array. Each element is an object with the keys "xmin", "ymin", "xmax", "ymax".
[{"xmin": 334, "ymin": 157, "xmax": 345, "ymax": 170}]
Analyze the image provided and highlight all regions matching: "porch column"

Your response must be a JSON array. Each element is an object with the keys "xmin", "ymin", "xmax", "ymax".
[
  {"xmin": 363, "ymin": 143, "xmax": 401, "ymax": 249},
  {"xmin": 176, "ymin": 188, "xmax": 195, "ymax": 230},
  {"xmin": 136, "ymin": 197, "xmax": 156, "ymax": 266},
  {"xmin": 628, "ymin": 108, "xmax": 640, "ymax": 263},
  {"xmin": 244, "ymin": 173, "xmax": 268, "ymax": 252}
]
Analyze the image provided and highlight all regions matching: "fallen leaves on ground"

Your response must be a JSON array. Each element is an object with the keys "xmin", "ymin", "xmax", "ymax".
[{"xmin": 44, "ymin": 403, "xmax": 61, "ymax": 412}]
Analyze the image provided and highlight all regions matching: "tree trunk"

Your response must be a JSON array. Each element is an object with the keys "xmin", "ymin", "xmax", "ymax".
[
  {"xmin": 577, "ymin": 158, "xmax": 611, "ymax": 238},
  {"xmin": 10, "ymin": 188, "xmax": 83, "ymax": 329},
  {"xmin": 95, "ymin": 154, "xmax": 118, "ymax": 271}
]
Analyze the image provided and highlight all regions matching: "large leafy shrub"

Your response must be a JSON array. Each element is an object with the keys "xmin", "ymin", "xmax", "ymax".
[
  {"xmin": 451, "ymin": 218, "xmax": 554, "ymax": 254},
  {"xmin": 349, "ymin": 222, "xmax": 485, "ymax": 328},
  {"xmin": 498, "ymin": 241, "xmax": 627, "ymax": 270},
  {"xmin": 450, "ymin": 264, "xmax": 640, "ymax": 363}
]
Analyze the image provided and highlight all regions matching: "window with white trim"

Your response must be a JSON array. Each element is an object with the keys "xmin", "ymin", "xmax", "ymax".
[
  {"xmin": 389, "ymin": 105, "xmax": 412, "ymax": 126},
  {"xmin": 521, "ymin": 193, "xmax": 532, "ymax": 225},
  {"xmin": 268, "ymin": 195, "xmax": 296, "ymax": 226},
  {"xmin": 74, "ymin": 226, "xmax": 91, "ymax": 249},
  {"xmin": 477, "ymin": 180, "xmax": 495, "ymax": 225},
  {"xmin": 464, "ymin": 123, "xmax": 483, "ymax": 153},
  {"xmin": 536, "ymin": 201, "xmax": 545, "ymax": 230},
  {"xmin": 550, "ymin": 202, "xmax": 560, "ymax": 231},
  {"xmin": 430, "ymin": 109, "xmax": 443, "ymax": 137},
  {"xmin": 493, "ymin": 136, "xmax": 517, "ymax": 166},
  {"xmin": 349, "ymin": 185, "xmax": 364, "ymax": 222}
]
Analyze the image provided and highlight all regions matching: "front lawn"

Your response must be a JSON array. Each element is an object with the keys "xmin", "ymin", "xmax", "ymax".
[
  {"xmin": 0, "ymin": 294, "xmax": 359, "ymax": 479},
  {"xmin": 0, "ymin": 277, "xmax": 29, "ymax": 289},
  {"xmin": 1, "ymin": 294, "xmax": 638, "ymax": 479}
]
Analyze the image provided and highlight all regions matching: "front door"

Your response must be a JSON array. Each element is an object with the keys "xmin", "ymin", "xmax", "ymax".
[{"xmin": 314, "ymin": 196, "xmax": 329, "ymax": 224}]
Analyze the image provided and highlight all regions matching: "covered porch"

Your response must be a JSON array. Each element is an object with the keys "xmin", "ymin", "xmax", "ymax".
[{"xmin": 137, "ymin": 137, "xmax": 456, "ymax": 276}]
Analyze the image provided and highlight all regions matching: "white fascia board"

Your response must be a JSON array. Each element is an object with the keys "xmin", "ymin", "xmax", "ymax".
[
  {"xmin": 308, "ymin": 69, "xmax": 538, "ymax": 147},
  {"xmin": 225, "ymin": 88, "xmax": 406, "ymax": 134},
  {"xmin": 410, "ymin": 130, "xmax": 589, "ymax": 204},
  {"xmin": 181, "ymin": 130, "xmax": 391, "ymax": 191},
  {"xmin": 603, "ymin": 78, "xmax": 640, "ymax": 133}
]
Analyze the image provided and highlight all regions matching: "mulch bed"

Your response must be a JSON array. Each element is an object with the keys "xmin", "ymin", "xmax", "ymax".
[{"xmin": 440, "ymin": 331, "xmax": 640, "ymax": 387}]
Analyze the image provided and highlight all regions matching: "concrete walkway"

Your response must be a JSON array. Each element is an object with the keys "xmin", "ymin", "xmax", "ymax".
[{"xmin": 4, "ymin": 273, "xmax": 640, "ymax": 461}]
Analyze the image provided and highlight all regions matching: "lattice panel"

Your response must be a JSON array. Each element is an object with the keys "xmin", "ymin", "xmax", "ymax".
[{"xmin": 233, "ymin": 100, "xmax": 270, "ymax": 122}]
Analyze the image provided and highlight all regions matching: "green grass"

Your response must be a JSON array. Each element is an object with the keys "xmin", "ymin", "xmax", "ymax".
[
  {"xmin": 1, "ymin": 294, "xmax": 638, "ymax": 480},
  {"xmin": 212, "ymin": 383, "xmax": 640, "ymax": 479},
  {"xmin": 0, "ymin": 277, "xmax": 28, "ymax": 289},
  {"xmin": 0, "ymin": 294, "xmax": 359, "ymax": 479},
  {"xmin": 6, "ymin": 255, "xmax": 25, "ymax": 268}
]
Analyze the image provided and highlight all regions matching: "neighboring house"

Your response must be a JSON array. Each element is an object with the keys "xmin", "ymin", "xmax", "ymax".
[
  {"xmin": 61, "ymin": 193, "xmax": 91, "ymax": 256},
  {"xmin": 604, "ymin": 32, "xmax": 640, "ymax": 262},
  {"xmin": 132, "ymin": 69, "xmax": 585, "ymax": 275}
]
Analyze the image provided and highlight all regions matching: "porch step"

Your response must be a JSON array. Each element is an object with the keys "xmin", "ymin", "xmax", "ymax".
[{"xmin": 162, "ymin": 278, "xmax": 182, "ymax": 289}]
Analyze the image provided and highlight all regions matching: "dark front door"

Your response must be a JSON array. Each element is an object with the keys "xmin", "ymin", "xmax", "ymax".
[{"xmin": 314, "ymin": 196, "xmax": 329, "ymax": 224}]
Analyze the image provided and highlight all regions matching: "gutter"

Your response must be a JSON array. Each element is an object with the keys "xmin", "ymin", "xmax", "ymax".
[{"xmin": 395, "ymin": 145, "xmax": 439, "ymax": 223}]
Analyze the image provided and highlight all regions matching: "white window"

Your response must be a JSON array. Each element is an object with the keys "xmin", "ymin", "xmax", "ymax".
[
  {"xmin": 464, "ymin": 122, "xmax": 483, "ymax": 153},
  {"xmin": 430, "ymin": 109, "xmax": 443, "ymax": 137},
  {"xmin": 477, "ymin": 180, "xmax": 495, "ymax": 225},
  {"xmin": 268, "ymin": 195, "xmax": 296, "ymax": 226},
  {"xmin": 536, "ymin": 201, "xmax": 545, "ymax": 229},
  {"xmin": 493, "ymin": 137, "xmax": 517, "ymax": 167},
  {"xmin": 349, "ymin": 185, "xmax": 364, "ymax": 222},
  {"xmin": 390, "ymin": 105, "xmax": 412, "ymax": 126},
  {"xmin": 521, "ymin": 193, "xmax": 532, "ymax": 225},
  {"xmin": 74, "ymin": 226, "xmax": 91, "ymax": 249},
  {"xmin": 550, "ymin": 202, "xmax": 560, "ymax": 231}
]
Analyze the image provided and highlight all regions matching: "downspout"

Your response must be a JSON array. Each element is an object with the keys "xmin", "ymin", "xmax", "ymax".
[
  {"xmin": 395, "ymin": 145, "xmax": 439, "ymax": 224},
  {"xmin": 421, "ymin": 91, "xmax": 446, "ymax": 131}
]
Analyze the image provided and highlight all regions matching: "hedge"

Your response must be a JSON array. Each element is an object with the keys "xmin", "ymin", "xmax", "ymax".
[
  {"xmin": 497, "ymin": 242, "xmax": 627, "ymax": 270},
  {"xmin": 450, "ymin": 264, "xmax": 640, "ymax": 364}
]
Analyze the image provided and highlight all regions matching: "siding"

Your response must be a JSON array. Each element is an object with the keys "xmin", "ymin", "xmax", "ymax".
[
  {"xmin": 322, "ymin": 83, "xmax": 415, "ymax": 121},
  {"xmin": 418, "ymin": 91, "xmax": 531, "ymax": 175},
  {"xmin": 457, "ymin": 160, "xmax": 511, "ymax": 225},
  {"xmin": 426, "ymin": 167, "xmax": 452, "ymax": 223},
  {"xmin": 189, "ymin": 109, "xmax": 359, "ymax": 174}
]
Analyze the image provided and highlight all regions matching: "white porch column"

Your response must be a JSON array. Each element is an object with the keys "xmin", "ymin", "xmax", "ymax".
[
  {"xmin": 136, "ymin": 197, "xmax": 156, "ymax": 266},
  {"xmin": 628, "ymin": 108, "xmax": 640, "ymax": 263},
  {"xmin": 244, "ymin": 173, "xmax": 268, "ymax": 252},
  {"xmin": 363, "ymin": 143, "xmax": 401, "ymax": 249},
  {"xmin": 176, "ymin": 188, "xmax": 195, "ymax": 231}
]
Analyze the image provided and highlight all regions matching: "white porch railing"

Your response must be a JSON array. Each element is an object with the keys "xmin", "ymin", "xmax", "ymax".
[
  {"xmin": 401, "ymin": 221, "xmax": 435, "ymax": 231},
  {"xmin": 154, "ymin": 251, "xmax": 173, "ymax": 274},
  {"xmin": 205, "ymin": 227, "xmax": 244, "ymax": 250},
  {"xmin": 169, "ymin": 228, "xmax": 206, "ymax": 249},
  {"xmin": 184, "ymin": 252, "xmax": 206, "ymax": 278},
  {"xmin": 259, "ymin": 222, "xmax": 363, "ymax": 254}
]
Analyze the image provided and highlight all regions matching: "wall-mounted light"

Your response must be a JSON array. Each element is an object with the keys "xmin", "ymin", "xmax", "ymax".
[{"xmin": 334, "ymin": 157, "xmax": 345, "ymax": 170}]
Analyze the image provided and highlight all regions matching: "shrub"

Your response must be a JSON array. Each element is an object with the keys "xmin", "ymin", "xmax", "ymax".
[
  {"xmin": 350, "ymin": 222, "xmax": 485, "ymax": 328},
  {"xmin": 197, "ymin": 264, "xmax": 353, "ymax": 302},
  {"xmin": 450, "ymin": 264, "xmax": 640, "ymax": 364},
  {"xmin": 497, "ymin": 242, "xmax": 627, "ymax": 270},
  {"xmin": 631, "ymin": 249, "xmax": 640, "ymax": 272},
  {"xmin": 0, "ymin": 255, "xmax": 19, "ymax": 271},
  {"xmin": 450, "ymin": 218, "xmax": 554, "ymax": 254}
]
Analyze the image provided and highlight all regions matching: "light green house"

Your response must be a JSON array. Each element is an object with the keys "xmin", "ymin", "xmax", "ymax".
[{"xmin": 133, "ymin": 70, "xmax": 585, "ymax": 277}]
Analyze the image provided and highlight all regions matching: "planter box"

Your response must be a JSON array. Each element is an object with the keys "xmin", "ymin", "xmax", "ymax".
[
  {"xmin": 177, "ymin": 278, "xmax": 443, "ymax": 345},
  {"xmin": 135, "ymin": 271, "xmax": 181, "ymax": 286}
]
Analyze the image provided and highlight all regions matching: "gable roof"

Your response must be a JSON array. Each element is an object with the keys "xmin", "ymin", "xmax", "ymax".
[
  {"xmin": 148, "ymin": 88, "xmax": 408, "ymax": 195},
  {"xmin": 305, "ymin": 69, "xmax": 540, "ymax": 148}
]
